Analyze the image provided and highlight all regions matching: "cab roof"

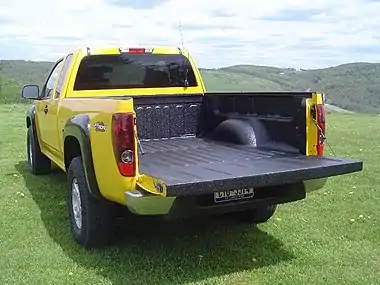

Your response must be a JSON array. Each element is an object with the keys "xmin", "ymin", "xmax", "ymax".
[{"xmin": 74, "ymin": 46, "xmax": 188, "ymax": 57}]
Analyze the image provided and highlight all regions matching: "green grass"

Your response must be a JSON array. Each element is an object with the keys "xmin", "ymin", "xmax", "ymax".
[{"xmin": 0, "ymin": 104, "xmax": 379, "ymax": 285}]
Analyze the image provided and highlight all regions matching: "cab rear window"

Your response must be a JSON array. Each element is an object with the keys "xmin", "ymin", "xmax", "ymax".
[{"xmin": 73, "ymin": 53, "xmax": 198, "ymax": 90}]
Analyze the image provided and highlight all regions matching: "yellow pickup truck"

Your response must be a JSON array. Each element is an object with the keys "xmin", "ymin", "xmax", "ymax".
[{"xmin": 21, "ymin": 46, "xmax": 363, "ymax": 248}]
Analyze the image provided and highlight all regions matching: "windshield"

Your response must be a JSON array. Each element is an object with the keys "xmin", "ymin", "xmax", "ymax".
[{"xmin": 73, "ymin": 53, "xmax": 198, "ymax": 90}]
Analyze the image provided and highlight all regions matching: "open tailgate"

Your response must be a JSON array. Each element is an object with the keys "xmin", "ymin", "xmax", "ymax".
[{"xmin": 137, "ymin": 137, "xmax": 363, "ymax": 197}]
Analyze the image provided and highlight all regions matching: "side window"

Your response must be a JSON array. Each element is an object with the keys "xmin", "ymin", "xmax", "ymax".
[
  {"xmin": 41, "ymin": 60, "xmax": 63, "ymax": 99},
  {"xmin": 55, "ymin": 54, "xmax": 73, "ymax": 99}
]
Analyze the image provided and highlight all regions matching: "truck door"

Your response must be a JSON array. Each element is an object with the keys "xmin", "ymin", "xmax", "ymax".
[
  {"xmin": 35, "ymin": 59, "xmax": 63, "ymax": 156},
  {"xmin": 45, "ymin": 54, "xmax": 74, "ymax": 156}
]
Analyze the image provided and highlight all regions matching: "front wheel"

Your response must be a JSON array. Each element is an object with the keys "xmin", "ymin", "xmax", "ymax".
[
  {"xmin": 27, "ymin": 127, "xmax": 51, "ymax": 175},
  {"xmin": 230, "ymin": 204, "xmax": 277, "ymax": 224},
  {"xmin": 67, "ymin": 156, "xmax": 116, "ymax": 248}
]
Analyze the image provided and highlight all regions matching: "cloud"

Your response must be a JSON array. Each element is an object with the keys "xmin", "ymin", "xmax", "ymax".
[
  {"xmin": 0, "ymin": 0, "xmax": 380, "ymax": 69},
  {"xmin": 0, "ymin": 16, "xmax": 12, "ymax": 25},
  {"xmin": 107, "ymin": 0, "xmax": 169, "ymax": 10},
  {"xmin": 260, "ymin": 8, "xmax": 324, "ymax": 22}
]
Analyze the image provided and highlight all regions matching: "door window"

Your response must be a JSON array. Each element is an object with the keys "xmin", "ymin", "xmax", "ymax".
[
  {"xmin": 55, "ymin": 54, "xmax": 73, "ymax": 99},
  {"xmin": 40, "ymin": 60, "xmax": 64, "ymax": 99}
]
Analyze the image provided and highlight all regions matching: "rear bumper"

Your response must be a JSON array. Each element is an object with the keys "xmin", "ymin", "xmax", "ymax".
[
  {"xmin": 125, "ymin": 178, "xmax": 329, "ymax": 216},
  {"xmin": 125, "ymin": 190, "xmax": 176, "ymax": 215}
]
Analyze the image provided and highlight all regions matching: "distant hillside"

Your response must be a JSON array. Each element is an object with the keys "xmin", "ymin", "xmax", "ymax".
[
  {"xmin": 0, "ymin": 60, "xmax": 53, "ymax": 104},
  {"xmin": 0, "ymin": 60, "xmax": 52, "ymax": 87},
  {"xmin": 201, "ymin": 62, "xmax": 380, "ymax": 113},
  {"xmin": 1, "ymin": 59, "xmax": 379, "ymax": 113}
]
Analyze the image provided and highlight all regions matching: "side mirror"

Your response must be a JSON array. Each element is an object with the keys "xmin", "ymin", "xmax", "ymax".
[{"xmin": 21, "ymin": 84, "xmax": 40, "ymax": 100}]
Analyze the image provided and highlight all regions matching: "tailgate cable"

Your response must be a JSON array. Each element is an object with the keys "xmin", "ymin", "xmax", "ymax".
[
  {"xmin": 311, "ymin": 117, "xmax": 336, "ymax": 157},
  {"xmin": 135, "ymin": 133, "xmax": 145, "ymax": 155}
]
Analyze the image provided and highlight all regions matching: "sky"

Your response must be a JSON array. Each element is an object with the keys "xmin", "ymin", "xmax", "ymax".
[{"xmin": 0, "ymin": 0, "xmax": 380, "ymax": 69}]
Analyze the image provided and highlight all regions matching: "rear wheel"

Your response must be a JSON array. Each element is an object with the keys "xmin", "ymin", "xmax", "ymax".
[
  {"xmin": 67, "ymin": 156, "xmax": 116, "ymax": 248},
  {"xmin": 27, "ymin": 126, "xmax": 51, "ymax": 175},
  {"xmin": 230, "ymin": 204, "xmax": 277, "ymax": 224}
]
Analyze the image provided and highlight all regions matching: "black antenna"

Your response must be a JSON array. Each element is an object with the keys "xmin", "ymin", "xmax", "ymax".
[
  {"xmin": 178, "ymin": 19, "xmax": 189, "ymax": 87},
  {"xmin": 179, "ymin": 19, "xmax": 185, "ymax": 48}
]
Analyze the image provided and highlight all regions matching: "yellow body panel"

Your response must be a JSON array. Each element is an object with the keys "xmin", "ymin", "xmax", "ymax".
[
  {"xmin": 304, "ymin": 92, "xmax": 328, "ymax": 191},
  {"xmin": 57, "ymin": 99, "xmax": 137, "ymax": 203},
  {"xmin": 306, "ymin": 92, "xmax": 324, "ymax": 155}
]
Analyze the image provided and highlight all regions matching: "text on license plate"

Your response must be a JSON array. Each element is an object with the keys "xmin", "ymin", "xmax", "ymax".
[{"xmin": 214, "ymin": 188, "xmax": 255, "ymax": 203}]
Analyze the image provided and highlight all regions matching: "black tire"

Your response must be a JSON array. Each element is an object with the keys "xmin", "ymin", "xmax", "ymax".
[
  {"xmin": 27, "ymin": 126, "xmax": 51, "ymax": 175},
  {"xmin": 67, "ymin": 156, "xmax": 116, "ymax": 248},
  {"xmin": 230, "ymin": 204, "xmax": 277, "ymax": 224}
]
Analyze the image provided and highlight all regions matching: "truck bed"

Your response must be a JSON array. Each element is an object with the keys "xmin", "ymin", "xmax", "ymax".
[{"xmin": 138, "ymin": 137, "xmax": 362, "ymax": 197}]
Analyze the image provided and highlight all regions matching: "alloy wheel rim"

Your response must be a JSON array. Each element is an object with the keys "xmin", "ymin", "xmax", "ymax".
[
  {"xmin": 71, "ymin": 178, "xmax": 82, "ymax": 229},
  {"xmin": 28, "ymin": 139, "xmax": 33, "ymax": 166}
]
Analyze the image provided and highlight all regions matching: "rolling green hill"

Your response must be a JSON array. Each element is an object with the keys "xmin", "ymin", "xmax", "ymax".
[
  {"xmin": 206, "ymin": 63, "xmax": 380, "ymax": 113},
  {"xmin": 1, "ymin": 59, "xmax": 379, "ymax": 113}
]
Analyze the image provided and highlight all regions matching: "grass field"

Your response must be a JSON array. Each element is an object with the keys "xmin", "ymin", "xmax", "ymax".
[{"xmin": 0, "ymin": 104, "xmax": 379, "ymax": 285}]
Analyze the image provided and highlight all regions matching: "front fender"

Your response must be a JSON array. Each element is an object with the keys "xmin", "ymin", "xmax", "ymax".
[
  {"xmin": 25, "ymin": 104, "xmax": 44, "ymax": 147},
  {"xmin": 26, "ymin": 104, "xmax": 36, "ymax": 126},
  {"xmin": 63, "ymin": 114, "xmax": 102, "ymax": 199},
  {"xmin": 26, "ymin": 105, "xmax": 37, "ymax": 132}
]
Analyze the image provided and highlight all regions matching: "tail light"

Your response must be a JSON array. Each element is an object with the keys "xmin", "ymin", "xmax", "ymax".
[
  {"xmin": 119, "ymin": 47, "xmax": 153, "ymax": 54},
  {"xmin": 316, "ymin": 104, "xmax": 326, "ymax": 156},
  {"xmin": 111, "ymin": 113, "xmax": 135, "ymax": 176}
]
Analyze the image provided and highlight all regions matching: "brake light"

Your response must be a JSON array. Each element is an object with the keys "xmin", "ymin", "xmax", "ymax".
[
  {"xmin": 119, "ymin": 47, "xmax": 153, "ymax": 54},
  {"xmin": 111, "ymin": 113, "xmax": 135, "ymax": 176},
  {"xmin": 316, "ymin": 104, "xmax": 326, "ymax": 156}
]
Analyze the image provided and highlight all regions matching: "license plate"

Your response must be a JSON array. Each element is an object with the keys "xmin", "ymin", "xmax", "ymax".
[{"xmin": 214, "ymin": 188, "xmax": 255, "ymax": 203}]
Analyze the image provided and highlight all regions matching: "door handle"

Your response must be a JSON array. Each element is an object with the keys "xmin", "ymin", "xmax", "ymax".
[{"xmin": 44, "ymin": 105, "xmax": 48, "ymax": 114}]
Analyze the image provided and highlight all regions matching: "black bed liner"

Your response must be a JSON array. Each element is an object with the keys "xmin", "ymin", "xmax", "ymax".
[{"xmin": 138, "ymin": 137, "xmax": 363, "ymax": 197}]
